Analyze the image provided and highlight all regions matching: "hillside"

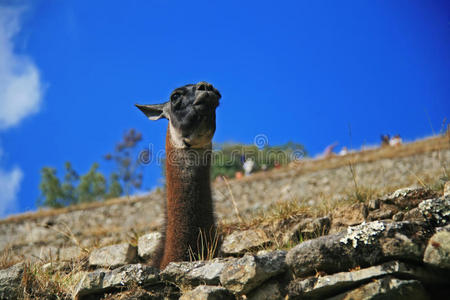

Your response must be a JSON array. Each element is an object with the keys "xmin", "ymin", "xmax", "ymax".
[{"xmin": 0, "ymin": 134, "xmax": 449, "ymax": 299}]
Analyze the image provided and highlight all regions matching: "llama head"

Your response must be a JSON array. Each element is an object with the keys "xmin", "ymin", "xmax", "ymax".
[{"xmin": 136, "ymin": 82, "xmax": 221, "ymax": 148}]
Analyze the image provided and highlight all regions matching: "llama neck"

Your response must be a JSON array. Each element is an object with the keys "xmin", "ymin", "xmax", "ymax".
[{"xmin": 158, "ymin": 127, "xmax": 216, "ymax": 269}]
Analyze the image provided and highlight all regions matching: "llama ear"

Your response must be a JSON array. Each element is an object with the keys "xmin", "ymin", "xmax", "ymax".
[{"xmin": 135, "ymin": 102, "xmax": 169, "ymax": 120}]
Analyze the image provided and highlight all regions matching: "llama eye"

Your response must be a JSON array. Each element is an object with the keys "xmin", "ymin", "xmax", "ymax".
[
  {"xmin": 171, "ymin": 93, "xmax": 182, "ymax": 109},
  {"xmin": 171, "ymin": 93, "xmax": 181, "ymax": 102}
]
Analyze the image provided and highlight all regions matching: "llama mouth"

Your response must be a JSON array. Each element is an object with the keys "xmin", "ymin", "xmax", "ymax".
[
  {"xmin": 193, "ymin": 91, "xmax": 219, "ymax": 108},
  {"xmin": 192, "ymin": 102, "xmax": 216, "ymax": 116}
]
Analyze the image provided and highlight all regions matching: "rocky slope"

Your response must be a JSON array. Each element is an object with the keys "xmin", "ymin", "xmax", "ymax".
[
  {"xmin": 1, "ymin": 136, "xmax": 448, "ymax": 261},
  {"xmin": 0, "ymin": 135, "xmax": 449, "ymax": 299},
  {"xmin": 1, "ymin": 186, "xmax": 449, "ymax": 299}
]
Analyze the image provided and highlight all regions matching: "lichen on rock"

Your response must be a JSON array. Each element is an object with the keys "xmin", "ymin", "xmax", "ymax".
[
  {"xmin": 339, "ymin": 221, "xmax": 385, "ymax": 248},
  {"xmin": 418, "ymin": 196, "xmax": 450, "ymax": 226}
]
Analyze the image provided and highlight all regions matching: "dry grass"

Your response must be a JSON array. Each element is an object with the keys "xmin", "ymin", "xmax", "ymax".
[
  {"xmin": 218, "ymin": 197, "xmax": 313, "ymax": 252},
  {"xmin": 188, "ymin": 228, "xmax": 221, "ymax": 262},
  {"xmin": 0, "ymin": 247, "xmax": 21, "ymax": 269},
  {"xmin": 45, "ymin": 222, "xmax": 90, "ymax": 254},
  {"xmin": 19, "ymin": 254, "xmax": 89, "ymax": 299},
  {"xmin": 220, "ymin": 199, "xmax": 308, "ymax": 233},
  {"xmin": 21, "ymin": 263, "xmax": 70, "ymax": 299},
  {"xmin": 14, "ymin": 253, "xmax": 172, "ymax": 300},
  {"xmin": 219, "ymin": 182, "xmax": 384, "ymax": 237},
  {"xmin": 218, "ymin": 165, "xmax": 444, "ymax": 253},
  {"xmin": 222, "ymin": 176, "xmax": 244, "ymax": 223},
  {"xmin": 220, "ymin": 197, "xmax": 339, "ymax": 253}
]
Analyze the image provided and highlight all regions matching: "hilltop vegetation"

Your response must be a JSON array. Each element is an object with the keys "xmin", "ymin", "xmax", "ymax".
[
  {"xmin": 38, "ymin": 129, "xmax": 145, "ymax": 208},
  {"xmin": 38, "ymin": 128, "xmax": 307, "ymax": 208}
]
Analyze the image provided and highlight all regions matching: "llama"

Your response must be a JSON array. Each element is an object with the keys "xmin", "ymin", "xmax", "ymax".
[{"xmin": 136, "ymin": 82, "xmax": 221, "ymax": 269}]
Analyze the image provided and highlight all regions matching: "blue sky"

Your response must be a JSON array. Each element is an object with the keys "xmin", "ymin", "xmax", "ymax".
[{"xmin": 0, "ymin": 0, "xmax": 448, "ymax": 216}]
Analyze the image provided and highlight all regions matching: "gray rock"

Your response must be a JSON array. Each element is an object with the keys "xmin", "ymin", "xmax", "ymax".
[
  {"xmin": 0, "ymin": 262, "xmax": 24, "ymax": 300},
  {"xmin": 286, "ymin": 221, "xmax": 428, "ymax": 277},
  {"xmin": 137, "ymin": 232, "xmax": 162, "ymax": 260},
  {"xmin": 329, "ymin": 277, "xmax": 429, "ymax": 300},
  {"xmin": 418, "ymin": 196, "xmax": 450, "ymax": 226},
  {"xmin": 180, "ymin": 285, "xmax": 233, "ymax": 300},
  {"xmin": 403, "ymin": 207, "xmax": 426, "ymax": 222},
  {"xmin": 379, "ymin": 187, "xmax": 438, "ymax": 209},
  {"xmin": 423, "ymin": 230, "xmax": 450, "ymax": 269},
  {"xmin": 247, "ymin": 279, "xmax": 284, "ymax": 300},
  {"xmin": 289, "ymin": 261, "xmax": 437, "ymax": 299},
  {"xmin": 339, "ymin": 221, "xmax": 386, "ymax": 248},
  {"xmin": 382, "ymin": 187, "xmax": 420, "ymax": 201},
  {"xmin": 89, "ymin": 243, "xmax": 137, "ymax": 268},
  {"xmin": 380, "ymin": 232, "xmax": 422, "ymax": 261},
  {"xmin": 74, "ymin": 263, "xmax": 159, "ymax": 298},
  {"xmin": 286, "ymin": 231, "xmax": 362, "ymax": 278},
  {"xmin": 220, "ymin": 250, "xmax": 287, "ymax": 295},
  {"xmin": 367, "ymin": 208, "xmax": 394, "ymax": 221},
  {"xmin": 161, "ymin": 259, "xmax": 227, "ymax": 288},
  {"xmin": 221, "ymin": 229, "xmax": 270, "ymax": 255}
]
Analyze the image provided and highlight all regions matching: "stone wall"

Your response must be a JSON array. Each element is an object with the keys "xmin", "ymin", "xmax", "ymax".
[
  {"xmin": 0, "ymin": 147, "xmax": 448, "ymax": 261},
  {"xmin": 1, "ymin": 187, "xmax": 449, "ymax": 299}
]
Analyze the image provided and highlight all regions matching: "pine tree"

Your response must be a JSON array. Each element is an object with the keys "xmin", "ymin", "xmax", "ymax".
[
  {"xmin": 38, "ymin": 167, "xmax": 63, "ymax": 208},
  {"xmin": 106, "ymin": 172, "xmax": 123, "ymax": 199},
  {"xmin": 61, "ymin": 162, "xmax": 79, "ymax": 205},
  {"xmin": 77, "ymin": 163, "xmax": 106, "ymax": 203}
]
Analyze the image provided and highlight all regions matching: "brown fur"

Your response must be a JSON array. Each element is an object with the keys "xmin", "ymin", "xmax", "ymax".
[{"xmin": 152, "ymin": 125, "xmax": 218, "ymax": 269}]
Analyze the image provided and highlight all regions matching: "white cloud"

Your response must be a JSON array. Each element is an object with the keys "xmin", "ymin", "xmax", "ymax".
[
  {"xmin": 0, "ymin": 5, "xmax": 43, "ymax": 217},
  {"xmin": 0, "ymin": 166, "xmax": 23, "ymax": 216},
  {"xmin": 0, "ymin": 5, "xmax": 43, "ymax": 130}
]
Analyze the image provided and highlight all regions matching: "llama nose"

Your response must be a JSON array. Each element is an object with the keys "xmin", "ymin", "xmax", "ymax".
[{"xmin": 196, "ymin": 82, "xmax": 213, "ymax": 92}]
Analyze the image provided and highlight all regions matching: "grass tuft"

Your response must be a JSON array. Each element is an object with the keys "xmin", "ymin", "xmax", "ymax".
[{"xmin": 188, "ymin": 227, "xmax": 221, "ymax": 262}]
